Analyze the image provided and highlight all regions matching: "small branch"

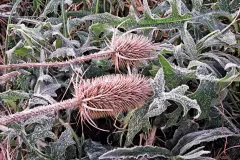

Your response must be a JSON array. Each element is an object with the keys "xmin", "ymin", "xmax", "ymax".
[
  {"xmin": 0, "ymin": 71, "xmax": 21, "ymax": 84},
  {"xmin": 0, "ymin": 98, "xmax": 81, "ymax": 125},
  {"xmin": 145, "ymin": 125, "xmax": 157, "ymax": 146},
  {"xmin": 0, "ymin": 51, "xmax": 113, "ymax": 70}
]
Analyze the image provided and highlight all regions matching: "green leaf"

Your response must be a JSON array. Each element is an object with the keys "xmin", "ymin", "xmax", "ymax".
[
  {"xmin": 33, "ymin": 0, "xmax": 43, "ymax": 14},
  {"xmin": 80, "ymin": 9, "xmax": 192, "ymax": 31},
  {"xmin": 167, "ymin": 0, "xmax": 182, "ymax": 17},
  {"xmin": 66, "ymin": 11, "xmax": 90, "ymax": 17},
  {"xmin": 13, "ymin": 47, "xmax": 33, "ymax": 56},
  {"xmin": 41, "ymin": 0, "xmax": 61, "ymax": 17},
  {"xmin": 25, "ymin": 154, "xmax": 44, "ymax": 160},
  {"xmin": 99, "ymin": 146, "xmax": 173, "ymax": 159},
  {"xmin": 61, "ymin": 0, "xmax": 68, "ymax": 37},
  {"xmin": 25, "ymin": 115, "xmax": 57, "ymax": 145},
  {"xmin": 158, "ymin": 54, "xmax": 196, "ymax": 89},
  {"xmin": 51, "ymin": 47, "xmax": 76, "ymax": 58},
  {"xmin": 89, "ymin": 23, "xmax": 113, "ymax": 40},
  {"xmin": 165, "ymin": 107, "xmax": 183, "ymax": 128},
  {"xmin": 218, "ymin": 0, "xmax": 231, "ymax": 12},
  {"xmin": 125, "ymin": 106, "xmax": 151, "ymax": 146},
  {"xmin": 181, "ymin": 22, "xmax": 197, "ymax": 59},
  {"xmin": 196, "ymin": 30, "xmax": 219, "ymax": 52},
  {"xmin": 166, "ymin": 120, "xmax": 199, "ymax": 149},
  {"xmin": 164, "ymin": 85, "xmax": 201, "ymax": 118},
  {"xmin": 50, "ymin": 128, "xmax": 75, "ymax": 160},
  {"xmin": 229, "ymin": 0, "xmax": 240, "ymax": 12},
  {"xmin": 34, "ymin": 75, "xmax": 61, "ymax": 97},
  {"xmin": 85, "ymin": 60, "xmax": 111, "ymax": 78},
  {"xmin": 147, "ymin": 68, "xmax": 201, "ymax": 122},
  {"xmin": 177, "ymin": 147, "xmax": 210, "ymax": 159},
  {"xmin": 146, "ymin": 98, "xmax": 170, "ymax": 118},
  {"xmin": 84, "ymin": 139, "xmax": 108, "ymax": 160},
  {"xmin": 6, "ymin": 40, "xmax": 24, "ymax": 61},
  {"xmin": 172, "ymin": 127, "xmax": 236, "ymax": 155},
  {"xmin": 189, "ymin": 75, "xmax": 218, "ymax": 119},
  {"xmin": 143, "ymin": 0, "xmax": 152, "ymax": 19},
  {"xmin": 0, "ymin": 90, "xmax": 29, "ymax": 101},
  {"xmin": 5, "ymin": 0, "xmax": 22, "ymax": 56},
  {"xmin": 198, "ymin": 30, "xmax": 237, "ymax": 51},
  {"xmin": 191, "ymin": 0, "xmax": 203, "ymax": 11},
  {"xmin": 218, "ymin": 67, "xmax": 240, "ymax": 83}
]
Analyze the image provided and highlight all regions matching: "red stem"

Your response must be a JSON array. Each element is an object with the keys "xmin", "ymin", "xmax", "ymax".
[
  {"xmin": 0, "ymin": 98, "xmax": 81, "ymax": 125},
  {"xmin": 0, "ymin": 71, "xmax": 21, "ymax": 84},
  {"xmin": 0, "ymin": 51, "xmax": 114, "ymax": 69}
]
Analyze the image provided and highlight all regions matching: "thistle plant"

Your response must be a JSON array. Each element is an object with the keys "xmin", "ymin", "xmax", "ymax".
[
  {"xmin": 0, "ymin": 74, "xmax": 152, "ymax": 126},
  {"xmin": 0, "ymin": 33, "xmax": 162, "ymax": 70},
  {"xmin": 108, "ymin": 33, "xmax": 161, "ymax": 70}
]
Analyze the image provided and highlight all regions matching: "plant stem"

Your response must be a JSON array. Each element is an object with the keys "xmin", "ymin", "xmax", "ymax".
[
  {"xmin": 0, "ymin": 98, "xmax": 81, "ymax": 125},
  {"xmin": 0, "ymin": 71, "xmax": 21, "ymax": 84},
  {"xmin": 0, "ymin": 51, "xmax": 114, "ymax": 70}
]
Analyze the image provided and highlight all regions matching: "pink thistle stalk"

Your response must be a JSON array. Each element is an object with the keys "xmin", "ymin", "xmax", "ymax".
[
  {"xmin": 0, "ymin": 34, "xmax": 159, "ymax": 70},
  {"xmin": 0, "ymin": 71, "xmax": 21, "ymax": 84},
  {"xmin": 0, "ymin": 74, "xmax": 152, "ymax": 126},
  {"xmin": 0, "ymin": 50, "xmax": 114, "ymax": 69}
]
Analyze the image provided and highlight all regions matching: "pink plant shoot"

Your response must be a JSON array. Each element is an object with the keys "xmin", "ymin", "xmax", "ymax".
[
  {"xmin": 0, "ymin": 33, "xmax": 162, "ymax": 70},
  {"xmin": 0, "ymin": 74, "xmax": 152, "ymax": 126}
]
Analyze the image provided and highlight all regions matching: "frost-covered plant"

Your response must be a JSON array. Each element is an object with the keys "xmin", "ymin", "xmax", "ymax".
[
  {"xmin": 0, "ymin": 31, "xmax": 164, "ymax": 70},
  {"xmin": 1, "ymin": 0, "xmax": 240, "ymax": 159},
  {"xmin": 0, "ymin": 74, "xmax": 152, "ymax": 125}
]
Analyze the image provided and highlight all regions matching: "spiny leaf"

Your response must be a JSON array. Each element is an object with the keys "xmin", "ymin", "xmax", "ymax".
[
  {"xmin": 51, "ymin": 47, "xmax": 76, "ymax": 58},
  {"xmin": 40, "ymin": 84, "xmax": 61, "ymax": 97},
  {"xmin": 84, "ymin": 139, "xmax": 108, "ymax": 160},
  {"xmin": 143, "ymin": 0, "xmax": 152, "ymax": 19},
  {"xmin": 50, "ymin": 128, "xmax": 75, "ymax": 160},
  {"xmin": 163, "ymin": 85, "xmax": 201, "ymax": 119},
  {"xmin": 166, "ymin": 120, "xmax": 199, "ymax": 149},
  {"xmin": 28, "ymin": 94, "xmax": 57, "ymax": 107},
  {"xmin": 125, "ymin": 105, "xmax": 151, "ymax": 146},
  {"xmin": 181, "ymin": 22, "xmax": 197, "ymax": 59},
  {"xmin": 34, "ymin": 75, "xmax": 61, "ymax": 97},
  {"xmin": 80, "ymin": 9, "xmax": 192, "ymax": 30},
  {"xmin": 99, "ymin": 146, "xmax": 173, "ymax": 159},
  {"xmin": 165, "ymin": 107, "xmax": 183, "ymax": 128},
  {"xmin": 218, "ymin": 0, "xmax": 231, "ymax": 12},
  {"xmin": 179, "ymin": 151, "xmax": 211, "ymax": 159},
  {"xmin": 26, "ymin": 115, "xmax": 57, "ymax": 145},
  {"xmin": 189, "ymin": 74, "xmax": 218, "ymax": 119},
  {"xmin": 158, "ymin": 54, "xmax": 196, "ymax": 89},
  {"xmin": 147, "ymin": 68, "xmax": 201, "ymax": 121},
  {"xmin": 218, "ymin": 65, "xmax": 240, "ymax": 83},
  {"xmin": 41, "ymin": 0, "xmax": 72, "ymax": 17},
  {"xmin": 198, "ymin": 30, "xmax": 237, "ymax": 51},
  {"xmin": 0, "ymin": 90, "xmax": 29, "ymax": 100},
  {"xmin": 146, "ymin": 98, "xmax": 170, "ymax": 118},
  {"xmin": 191, "ymin": 0, "xmax": 203, "ymax": 12},
  {"xmin": 172, "ymin": 127, "xmax": 235, "ymax": 155}
]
